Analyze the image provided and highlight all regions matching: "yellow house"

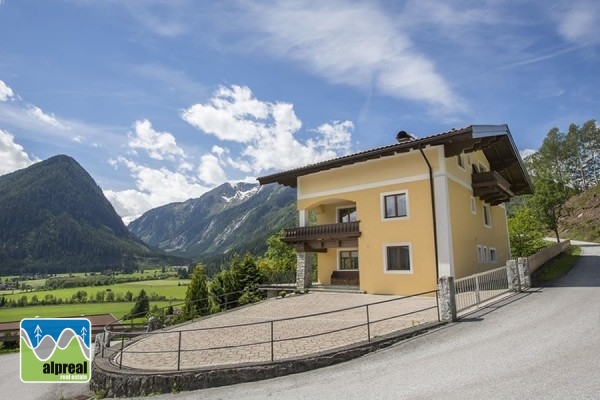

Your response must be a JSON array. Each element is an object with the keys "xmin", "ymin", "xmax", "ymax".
[{"xmin": 257, "ymin": 125, "xmax": 533, "ymax": 296}]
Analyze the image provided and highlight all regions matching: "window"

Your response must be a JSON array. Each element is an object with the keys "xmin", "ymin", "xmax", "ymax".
[
  {"xmin": 457, "ymin": 154, "xmax": 465, "ymax": 169},
  {"xmin": 483, "ymin": 204, "xmax": 492, "ymax": 227},
  {"xmin": 338, "ymin": 207, "xmax": 357, "ymax": 223},
  {"xmin": 477, "ymin": 245, "xmax": 484, "ymax": 263},
  {"xmin": 483, "ymin": 246, "xmax": 489, "ymax": 263},
  {"xmin": 339, "ymin": 250, "xmax": 359, "ymax": 270},
  {"xmin": 383, "ymin": 192, "xmax": 408, "ymax": 219},
  {"xmin": 385, "ymin": 244, "xmax": 412, "ymax": 272},
  {"xmin": 490, "ymin": 248, "xmax": 497, "ymax": 263},
  {"xmin": 470, "ymin": 196, "xmax": 477, "ymax": 214}
]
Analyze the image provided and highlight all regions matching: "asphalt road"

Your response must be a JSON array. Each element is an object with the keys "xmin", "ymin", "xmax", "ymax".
[{"xmin": 2, "ymin": 241, "xmax": 598, "ymax": 399}]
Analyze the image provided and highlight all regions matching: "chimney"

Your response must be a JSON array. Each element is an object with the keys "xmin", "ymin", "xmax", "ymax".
[{"xmin": 396, "ymin": 130, "xmax": 415, "ymax": 143}]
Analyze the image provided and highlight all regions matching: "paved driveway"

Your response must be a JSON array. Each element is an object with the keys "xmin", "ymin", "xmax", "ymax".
[
  {"xmin": 123, "ymin": 241, "xmax": 600, "ymax": 399},
  {"xmin": 115, "ymin": 292, "xmax": 438, "ymax": 370}
]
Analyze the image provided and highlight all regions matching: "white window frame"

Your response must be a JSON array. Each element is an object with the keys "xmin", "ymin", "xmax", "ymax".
[
  {"xmin": 383, "ymin": 243, "xmax": 413, "ymax": 274},
  {"xmin": 470, "ymin": 196, "xmax": 477, "ymax": 214},
  {"xmin": 483, "ymin": 246, "xmax": 489, "ymax": 263},
  {"xmin": 483, "ymin": 204, "xmax": 492, "ymax": 228},
  {"xmin": 380, "ymin": 190, "xmax": 409, "ymax": 221},
  {"xmin": 337, "ymin": 248, "xmax": 359, "ymax": 270},
  {"xmin": 477, "ymin": 245, "xmax": 484, "ymax": 263},
  {"xmin": 489, "ymin": 247, "xmax": 497, "ymax": 264}
]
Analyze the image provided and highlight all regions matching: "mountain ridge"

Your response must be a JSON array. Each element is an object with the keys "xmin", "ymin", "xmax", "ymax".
[
  {"xmin": 0, "ymin": 154, "xmax": 182, "ymax": 275},
  {"xmin": 128, "ymin": 181, "xmax": 297, "ymax": 259}
]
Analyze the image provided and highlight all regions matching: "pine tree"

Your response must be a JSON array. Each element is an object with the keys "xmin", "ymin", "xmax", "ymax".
[
  {"xmin": 129, "ymin": 289, "xmax": 150, "ymax": 318},
  {"xmin": 183, "ymin": 263, "xmax": 209, "ymax": 318}
]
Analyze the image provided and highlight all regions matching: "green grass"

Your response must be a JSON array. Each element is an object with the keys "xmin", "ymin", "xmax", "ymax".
[
  {"xmin": 1, "ymin": 279, "xmax": 190, "ymax": 303},
  {"xmin": 533, "ymin": 246, "xmax": 582, "ymax": 283},
  {"xmin": 0, "ymin": 301, "xmax": 173, "ymax": 323},
  {"xmin": 0, "ymin": 268, "xmax": 178, "ymax": 292}
]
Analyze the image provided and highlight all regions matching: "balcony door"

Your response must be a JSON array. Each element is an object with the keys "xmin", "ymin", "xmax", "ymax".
[{"xmin": 338, "ymin": 207, "xmax": 357, "ymax": 223}]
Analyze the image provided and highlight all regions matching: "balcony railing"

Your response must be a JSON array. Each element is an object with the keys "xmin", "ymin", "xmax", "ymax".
[
  {"xmin": 282, "ymin": 221, "xmax": 361, "ymax": 251},
  {"xmin": 472, "ymin": 171, "xmax": 514, "ymax": 205}
]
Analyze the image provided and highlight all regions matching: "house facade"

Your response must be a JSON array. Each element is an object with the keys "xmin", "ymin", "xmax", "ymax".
[{"xmin": 258, "ymin": 125, "xmax": 533, "ymax": 296}]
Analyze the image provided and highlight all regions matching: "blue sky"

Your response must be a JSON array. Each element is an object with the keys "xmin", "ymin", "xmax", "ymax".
[{"xmin": 0, "ymin": 0, "xmax": 598, "ymax": 223}]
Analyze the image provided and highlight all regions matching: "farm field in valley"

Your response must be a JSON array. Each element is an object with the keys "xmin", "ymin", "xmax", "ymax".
[
  {"xmin": 1, "ymin": 279, "xmax": 190, "ymax": 303},
  {"xmin": 0, "ymin": 301, "xmax": 174, "ymax": 323}
]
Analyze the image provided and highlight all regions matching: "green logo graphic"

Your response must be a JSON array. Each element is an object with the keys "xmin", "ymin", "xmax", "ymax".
[{"xmin": 20, "ymin": 318, "xmax": 91, "ymax": 383}]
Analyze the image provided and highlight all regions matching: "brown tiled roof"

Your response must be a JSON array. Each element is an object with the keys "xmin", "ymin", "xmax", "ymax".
[{"xmin": 257, "ymin": 124, "xmax": 533, "ymax": 196}]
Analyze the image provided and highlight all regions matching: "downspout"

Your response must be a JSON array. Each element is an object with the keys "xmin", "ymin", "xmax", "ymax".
[{"xmin": 419, "ymin": 147, "xmax": 440, "ymax": 282}]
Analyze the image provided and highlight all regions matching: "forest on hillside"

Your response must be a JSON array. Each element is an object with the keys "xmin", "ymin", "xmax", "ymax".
[{"xmin": 509, "ymin": 119, "xmax": 600, "ymax": 256}]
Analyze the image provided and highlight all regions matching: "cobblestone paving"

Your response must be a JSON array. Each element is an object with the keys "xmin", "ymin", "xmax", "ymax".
[{"xmin": 112, "ymin": 292, "xmax": 438, "ymax": 371}]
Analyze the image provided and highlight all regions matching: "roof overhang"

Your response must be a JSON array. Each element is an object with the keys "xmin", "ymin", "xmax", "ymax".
[{"xmin": 257, "ymin": 125, "xmax": 533, "ymax": 196}]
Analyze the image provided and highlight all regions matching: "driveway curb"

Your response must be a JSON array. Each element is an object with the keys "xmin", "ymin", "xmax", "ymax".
[{"xmin": 90, "ymin": 320, "xmax": 445, "ymax": 397}]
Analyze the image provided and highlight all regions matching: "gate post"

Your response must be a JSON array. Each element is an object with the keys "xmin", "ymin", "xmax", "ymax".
[
  {"xmin": 296, "ymin": 252, "xmax": 313, "ymax": 290},
  {"xmin": 507, "ymin": 259, "xmax": 520, "ymax": 292},
  {"xmin": 438, "ymin": 276, "xmax": 457, "ymax": 322},
  {"xmin": 517, "ymin": 257, "xmax": 531, "ymax": 288}
]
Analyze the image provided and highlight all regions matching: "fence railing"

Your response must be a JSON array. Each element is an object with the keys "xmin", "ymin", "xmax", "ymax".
[
  {"xmin": 528, "ymin": 240, "xmax": 571, "ymax": 273},
  {"xmin": 283, "ymin": 221, "xmax": 361, "ymax": 240},
  {"xmin": 454, "ymin": 266, "xmax": 510, "ymax": 313},
  {"xmin": 99, "ymin": 289, "xmax": 439, "ymax": 371}
]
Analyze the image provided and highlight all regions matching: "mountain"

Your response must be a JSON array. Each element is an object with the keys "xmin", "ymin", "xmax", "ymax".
[
  {"xmin": 0, "ymin": 155, "xmax": 177, "ymax": 275},
  {"xmin": 128, "ymin": 182, "xmax": 297, "ymax": 259}
]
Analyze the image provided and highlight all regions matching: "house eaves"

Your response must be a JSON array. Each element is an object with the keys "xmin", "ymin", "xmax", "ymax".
[{"xmin": 257, "ymin": 125, "xmax": 533, "ymax": 196}]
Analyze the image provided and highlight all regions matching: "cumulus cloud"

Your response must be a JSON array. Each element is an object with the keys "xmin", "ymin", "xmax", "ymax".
[
  {"xmin": 105, "ymin": 157, "xmax": 211, "ymax": 223},
  {"xmin": 26, "ymin": 105, "xmax": 65, "ymax": 128},
  {"xmin": 240, "ymin": 1, "xmax": 465, "ymax": 113},
  {"xmin": 0, "ymin": 129, "xmax": 38, "ymax": 175},
  {"xmin": 128, "ymin": 119, "xmax": 185, "ymax": 161},
  {"xmin": 198, "ymin": 153, "xmax": 226, "ymax": 185},
  {"xmin": 0, "ymin": 80, "xmax": 14, "ymax": 102},
  {"xmin": 182, "ymin": 85, "xmax": 354, "ymax": 174}
]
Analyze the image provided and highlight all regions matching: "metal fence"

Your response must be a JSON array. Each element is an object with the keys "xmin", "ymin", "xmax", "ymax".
[
  {"xmin": 99, "ymin": 290, "xmax": 440, "ymax": 371},
  {"xmin": 454, "ymin": 266, "xmax": 510, "ymax": 314}
]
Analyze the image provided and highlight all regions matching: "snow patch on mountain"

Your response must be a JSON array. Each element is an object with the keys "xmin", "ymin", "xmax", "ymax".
[{"xmin": 222, "ymin": 185, "xmax": 261, "ymax": 203}]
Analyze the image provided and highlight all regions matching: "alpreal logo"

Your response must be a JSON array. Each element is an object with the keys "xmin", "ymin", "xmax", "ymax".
[{"xmin": 20, "ymin": 318, "xmax": 91, "ymax": 383}]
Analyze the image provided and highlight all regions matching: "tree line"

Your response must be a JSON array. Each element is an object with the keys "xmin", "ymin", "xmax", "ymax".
[{"xmin": 509, "ymin": 119, "xmax": 599, "ymax": 256}]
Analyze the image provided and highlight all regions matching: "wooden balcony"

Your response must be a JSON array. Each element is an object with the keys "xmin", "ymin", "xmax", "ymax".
[
  {"xmin": 472, "ymin": 171, "xmax": 514, "ymax": 205},
  {"xmin": 282, "ymin": 221, "xmax": 361, "ymax": 252}
]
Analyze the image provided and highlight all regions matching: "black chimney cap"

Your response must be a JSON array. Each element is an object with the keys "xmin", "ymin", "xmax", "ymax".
[{"xmin": 396, "ymin": 130, "xmax": 415, "ymax": 143}]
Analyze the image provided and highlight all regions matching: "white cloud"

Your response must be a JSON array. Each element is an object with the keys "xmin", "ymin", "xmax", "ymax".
[
  {"xmin": 198, "ymin": 153, "xmax": 226, "ymax": 185},
  {"xmin": 26, "ymin": 105, "xmax": 65, "ymax": 128},
  {"xmin": 520, "ymin": 149, "xmax": 536, "ymax": 160},
  {"xmin": 557, "ymin": 1, "xmax": 600, "ymax": 44},
  {"xmin": 240, "ymin": 1, "xmax": 465, "ymax": 113},
  {"xmin": 312, "ymin": 121, "xmax": 353, "ymax": 154},
  {"xmin": 128, "ymin": 119, "xmax": 185, "ymax": 161},
  {"xmin": 181, "ymin": 85, "xmax": 272, "ymax": 142},
  {"xmin": 105, "ymin": 157, "xmax": 211, "ymax": 222},
  {"xmin": 0, "ymin": 80, "xmax": 14, "ymax": 102},
  {"xmin": 0, "ymin": 129, "xmax": 38, "ymax": 175},
  {"xmin": 182, "ymin": 85, "xmax": 354, "ymax": 174}
]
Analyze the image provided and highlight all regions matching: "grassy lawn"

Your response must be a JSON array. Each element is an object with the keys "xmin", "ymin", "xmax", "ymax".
[
  {"xmin": 533, "ymin": 246, "xmax": 582, "ymax": 283},
  {"xmin": 0, "ymin": 301, "xmax": 173, "ymax": 323},
  {"xmin": 1, "ymin": 279, "xmax": 190, "ymax": 303}
]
